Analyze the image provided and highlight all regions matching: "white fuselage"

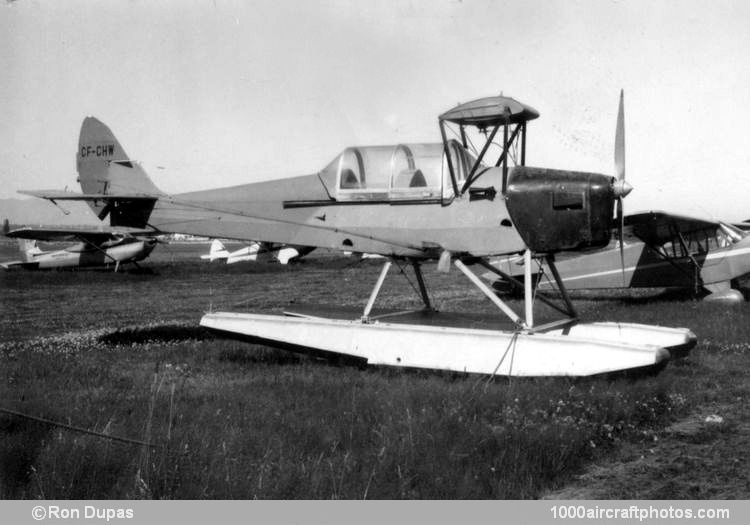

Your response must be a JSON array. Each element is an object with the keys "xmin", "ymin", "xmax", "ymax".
[{"xmin": 25, "ymin": 239, "xmax": 154, "ymax": 270}]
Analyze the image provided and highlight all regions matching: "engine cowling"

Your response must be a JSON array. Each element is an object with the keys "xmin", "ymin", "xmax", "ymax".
[{"xmin": 505, "ymin": 166, "xmax": 615, "ymax": 252}]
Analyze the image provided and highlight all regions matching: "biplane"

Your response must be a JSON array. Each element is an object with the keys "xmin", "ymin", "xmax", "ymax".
[
  {"xmin": 486, "ymin": 212, "xmax": 750, "ymax": 302},
  {"xmin": 1, "ymin": 226, "xmax": 157, "ymax": 271},
  {"xmin": 21, "ymin": 92, "xmax": 696, "ymax": 376}
]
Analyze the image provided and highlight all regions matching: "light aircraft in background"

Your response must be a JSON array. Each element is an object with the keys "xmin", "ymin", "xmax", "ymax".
[
  {"xmin": 1, "ymin": 226, "xmax": 157, "ymax": 271},
  {"xmin": 200, "ymin": 239, "xmax": 233, "ymax": 262},
  {"xmin": 200, "ymin": 239, "xmax": 312, "ymax": 265},
  {"xmin": 343, "ymin": 251, "xmax": 385, "ymax": 260},
  {"xmin": 486, "ymin": 212, "xmax": 750, "ymax": 302},
  {"xmin": 21, "ymin": 91, "xmax": 697, "ymax": 377}
]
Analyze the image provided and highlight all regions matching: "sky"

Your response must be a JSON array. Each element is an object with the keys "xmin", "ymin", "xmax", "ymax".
[{"xmin": 2, "ymin": 0, "xmax": 750, "ymax": 221}]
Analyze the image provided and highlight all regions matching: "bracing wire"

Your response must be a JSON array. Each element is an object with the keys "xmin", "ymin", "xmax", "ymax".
[{"xmin": 392, "ymin": 259, "xmax": 428, "ymax": 306}]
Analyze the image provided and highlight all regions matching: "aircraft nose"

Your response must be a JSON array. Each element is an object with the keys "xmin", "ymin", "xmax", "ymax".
[{"xmin": 613, "ymin": 179, "xmax": 632, "ymax": 198}]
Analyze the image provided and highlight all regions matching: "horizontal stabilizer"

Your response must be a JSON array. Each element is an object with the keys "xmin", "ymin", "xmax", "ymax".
[{"xmin": 18, "ymin": 190, "xmax": 158, "ymax": 202}]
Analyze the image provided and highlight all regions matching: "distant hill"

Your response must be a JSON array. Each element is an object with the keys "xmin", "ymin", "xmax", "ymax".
[{"xmin": 0, "ymin": 198, "xmax": 101, "ymax": 228}]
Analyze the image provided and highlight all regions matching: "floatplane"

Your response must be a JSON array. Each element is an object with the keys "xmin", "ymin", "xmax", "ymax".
[{"xmin": 21, "ymin": 92, "xmax": 696, "ymax": 376}]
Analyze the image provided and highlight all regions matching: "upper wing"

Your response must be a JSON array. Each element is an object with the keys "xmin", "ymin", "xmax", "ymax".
[
  {"xmin": 624, "ymin": 211, "xmax": 720, "ymax": 246},
  {"xmin": 6, "ymin": 226, "xmax": 158, "ymax": 243}
]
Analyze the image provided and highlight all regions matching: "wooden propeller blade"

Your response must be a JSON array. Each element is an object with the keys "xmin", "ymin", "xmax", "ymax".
[
  {"xmin": 615, "ymin": 90, "xmax": 625, "ymax": 181},
  {"xmin": 618, "ymin": 197, "xmax": 625, "ymax": 285}
]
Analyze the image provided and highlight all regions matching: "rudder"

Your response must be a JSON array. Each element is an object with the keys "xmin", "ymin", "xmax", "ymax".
[{"xmin": 77, "ymin": 117, "xmax": 163, "ymax": 226}]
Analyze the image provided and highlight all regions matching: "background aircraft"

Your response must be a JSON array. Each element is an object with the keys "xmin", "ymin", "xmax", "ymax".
[
  {"xmin": 1, "ymin": 226, "xmax": 157, "ymax": 271},
  {"xmin": 343, "ymin": 251, "xmax": 385, "ymax": 260},
  {"xmin": 200, "ymin": 239, "xmax": 233, "ymax": 262},
  {"xmin": 19, "ymin": 93, "xmax": 697, "ymax": 377},
  {"xmin": 200, "ymin": 239, "xmax": 312, "ymax": 265},
  {"xmin": 485, "ymin": 212, "xmax": 750, "ymax": 303}
]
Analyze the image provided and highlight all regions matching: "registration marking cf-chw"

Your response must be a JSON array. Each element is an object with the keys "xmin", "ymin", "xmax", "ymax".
[{"xmin": 80, "ymin": 144, "xmax": 115, "ymax": 158}]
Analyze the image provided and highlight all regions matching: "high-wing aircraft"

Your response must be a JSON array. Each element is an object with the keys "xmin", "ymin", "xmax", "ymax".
[
  {"xmin": 200, "ymin": 239, "xmax": 311, "ymax": 265},
  {"xmin": 21, "ymin": 92, "xmax": 697, "ymax": 376},
  {"xmin": 1, "ymin": 226, "xmax": 157, "ymax": 271},
  {"xmin": 485, "ymin": 212, "xmax": 750, "ymax": 302}
]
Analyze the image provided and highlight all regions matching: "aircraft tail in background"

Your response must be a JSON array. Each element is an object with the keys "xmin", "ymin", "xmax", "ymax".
[
  {"xmin": 18, "ymin": 239, "xmax": 42, "ymax": 263},
  {"xmin": 200, "ymin": 239, "xmax": 230, "ymax": 261}
]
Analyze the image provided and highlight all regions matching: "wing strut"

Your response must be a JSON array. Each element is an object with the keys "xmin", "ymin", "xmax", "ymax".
[
  {"xmin": 49, "ymin": 199, "xmax": 71, "ymax": 216},
  {"xmin": 675, "ymin": 232, "xmax": 703, "ymax": 295}
]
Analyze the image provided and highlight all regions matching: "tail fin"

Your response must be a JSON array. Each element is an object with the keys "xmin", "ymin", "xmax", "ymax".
[
  {"xmin": 200, "ymin": 239, "xmax": 228, "ymax": 261},
  {"xmin": 18, "ymin": 239, "xmax": 42, "ymax": 263},
  {"xmin": 77, "ymin": 117, "xmax": 163, "ymax": 222},
  {"xmin": 210, "ymin": 239, "xmax": 227, "ymax": 258}
]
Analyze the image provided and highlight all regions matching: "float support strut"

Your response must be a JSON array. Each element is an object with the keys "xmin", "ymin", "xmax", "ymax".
[
  {"xmin": 455, "ymin": 259, "xmax": 527, "ymax": 329},
  {"xmin": 411, "ymin": 260, "xmax": 433, "ymax": 310},
  {"xmin": 362, "ymin": 260, "xmax": 392, "ymax": 321}
]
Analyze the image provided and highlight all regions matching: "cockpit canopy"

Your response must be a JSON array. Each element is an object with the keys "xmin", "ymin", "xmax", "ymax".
[{"xmin": 318, "ymin": 141, "xmax": 476, "ymax": 202}]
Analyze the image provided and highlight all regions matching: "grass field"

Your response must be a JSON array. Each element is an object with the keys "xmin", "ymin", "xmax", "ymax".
[{"xmin": 1, "ymin": 241, "xmax": 749, "ymax": 499}]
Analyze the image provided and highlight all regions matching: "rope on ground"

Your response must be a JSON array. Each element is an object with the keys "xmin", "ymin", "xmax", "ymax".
[
  {"xmin": 0, "ymin": 406, "xmax": 160, "ymax": 448},
  {"xmin": 471, "ymin": 330, "xmax": 521, "ymax": 392}
]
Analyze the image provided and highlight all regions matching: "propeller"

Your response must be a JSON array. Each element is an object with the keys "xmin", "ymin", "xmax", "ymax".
[{"xmin": 612, "ymin": 90, "xmax": 633, "ymax": 285}]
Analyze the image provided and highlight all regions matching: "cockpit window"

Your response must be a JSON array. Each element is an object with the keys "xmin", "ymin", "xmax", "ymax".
[
  {"xmin": 338, "ymin": 149, "xmax": 364, "ymax": 189},
  {"xmin": 319, "ymin": 141, "xmax": 473, "ymax": 202},
  {"xmin": 389, "ymin": 143, "xmax": 443, "ymax": 199},
  {"xmin": 659, "ymin": 223, "xmax": 744, "ymax": 258}
]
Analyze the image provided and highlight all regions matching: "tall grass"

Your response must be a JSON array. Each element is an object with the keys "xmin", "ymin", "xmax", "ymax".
[
  {"xmin": 0, "ymin": 326, "xmax": 689, "ymax": 499},
  {"xmin": 2, "ymin": 252, "xmax": 748, "ymax": 498}
]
